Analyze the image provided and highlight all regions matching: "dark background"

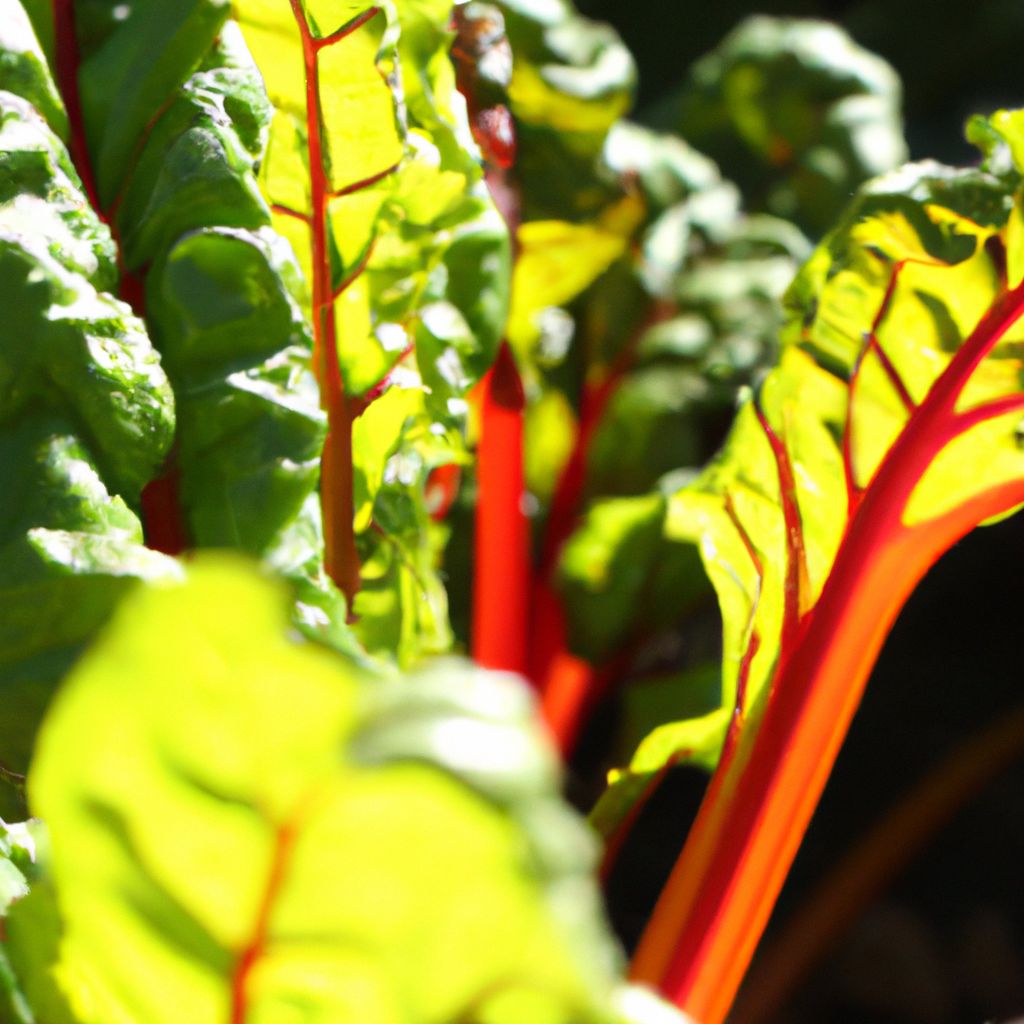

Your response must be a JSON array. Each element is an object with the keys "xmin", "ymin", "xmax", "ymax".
[
  {"xmin": 574, "ymin": 3, "xmax": 1024, "ymax": 1021},
  {"xmin": 577, "ymin": 0, "xmax": 1024, "ymax": 165}
]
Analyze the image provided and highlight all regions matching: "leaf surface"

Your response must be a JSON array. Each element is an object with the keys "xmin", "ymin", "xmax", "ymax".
[
  {"xmin": 30, "ymin": 559, "xmax": 637, "ymax": 1024},
  {"xmin": 620, "ymin": 128, "xmax": 1024, "ymax": 1022}
]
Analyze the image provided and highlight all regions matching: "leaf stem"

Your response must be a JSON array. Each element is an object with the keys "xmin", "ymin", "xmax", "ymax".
[
  {"xmin": 472, "ymin": 342, "xmax": 530, "ymax": 675},
  {"xmin": 630, "ymin": 276, "xmax": 1024, "ymax": 1024},
  {"xmin": 288, "ymin": 0, "xmax": 374, "ymax": 607},
  {"xmin": 731, "ymin": 705, "xmax": 1024, "ymax": 1024}
]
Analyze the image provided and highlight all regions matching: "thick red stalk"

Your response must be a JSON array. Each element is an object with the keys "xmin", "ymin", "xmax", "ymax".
[
  {"xmin": 631, "ymin": 276, "xmax": 1024, "ymax": 1024},
  {"xmin": 472, "ymin": 341, "xmax": 530, "ymax": 675},
  {"xmin": 289, "ymin": 2, "xmax": 377, "ymax": 608}
]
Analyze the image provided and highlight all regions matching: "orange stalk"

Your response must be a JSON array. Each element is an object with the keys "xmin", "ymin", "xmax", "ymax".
[
  {"xmin": 631, "ymin": 276, "xmax": 1024, "ymax": 1024},
  {"xmin": 472, "ymin": 342, "xmax": 530, "ymax": 676},
  {"xmin": 289, "ymin": 4, "xmax": 388, "ymax": 607}
]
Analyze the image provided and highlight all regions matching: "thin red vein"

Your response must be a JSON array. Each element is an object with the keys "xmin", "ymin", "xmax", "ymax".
[
  {"xmin": 752, "ymin": 398, "xmax": 807, "ymax": 638},
  {"xmin": 866, "ymin": 257, "xmax": 931, "ymax": 411},
  {"xmin": 330, "ymin": 161, "xmax": 400, "ymax": 199},
  {"xmin": 842, "ymin": 260, "xmax": 916, "ymax": 517},
  {"xmin": 331, "ymin": 240, "xmax": 376, "ymax": 302},
  {"xmin": 230, "ymin": 818, "xmax": 300, "ymax": 1024},
  {"xmin": 722, "ymin": 492, "xmax": 763, "ymax": 735},
  {"xmin": 867, "ymin": 332, "xmax": 917, "ymax": 411},
  {"xmin": 104, "ymin": 92, "xmax": 178, "ymax": 223},
  {"xmin": 312, "ymin": 7, "xmax": 381, "ymax": 51},
  {"xmin": 952, "ymin": 390, "xmax": 1024, "ymax": 433},
  {"xmin": 271, "ymin": 203, "xmax": 311, "ymax": 223},
  {"xmin": 288, "ymin": 0, "xmax": 385, "ymax": 604}
]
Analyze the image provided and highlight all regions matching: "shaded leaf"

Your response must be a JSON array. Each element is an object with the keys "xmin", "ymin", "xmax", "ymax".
[{"xmin": 677, "ymin": 16, "xmax": 907, "ymax": 234}]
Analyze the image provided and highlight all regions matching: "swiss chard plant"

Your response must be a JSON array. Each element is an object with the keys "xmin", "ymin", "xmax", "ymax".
[{"xmin": 1, "ymin": 1, "xmax": 1022, "ymax": 1023}]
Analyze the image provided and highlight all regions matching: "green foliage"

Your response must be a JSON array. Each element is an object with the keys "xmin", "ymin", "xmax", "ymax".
[
  {"xmin": 6, "ymin": 1, "xmax": 1020, "ymax": 1022},
  {"xmin": 675, "ymin": 16, "xmax": 907, "ymax": 234},
  {"xmin": 25, "ymin": 562, "xmax": 611, "ymax": 1023},
  {"xmin": 595, "ymin": 127, "xmax": 1024, "ymax": 841}
]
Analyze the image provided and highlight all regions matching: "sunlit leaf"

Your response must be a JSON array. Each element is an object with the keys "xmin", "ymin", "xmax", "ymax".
[{"xmin": 30, "ymin": 560, "xmax": 632, "ymax": 1024}]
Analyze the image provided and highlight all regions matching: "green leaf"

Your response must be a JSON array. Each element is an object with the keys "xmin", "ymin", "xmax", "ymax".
[
  {"xmin": 557, "ymin": 494, "xmax": 707, "ymax": 664},
  {"xmin": 602, "ymin": 144, "xmax": 1024, "ymax": 837},
  {"xmin": 676, "ymin": 16, "xmax": 908, "ymax": 234},
  {"xmin": 146, "ymin": 226, "xmax": 325, "ymax": 554},
  {"xmin": 0, "ymin": 92, "xmax": 115, "ymax": 291},
  {"xmin": 77, "ymin": 0, "xmax": 232, "ymax": 209},
  {"xmin": 0, "ymin": 822, "xmax": 80, "ymax": 1024},
  {"xmin": 30, "ymin": 559, "xmax": 631, "ymax": 1024},
  {"xmin": 499, "ymin": 0, "xmax": 636, "ymax": 221},
  {"xmin": 0, "ymin": 0, "xmax": 67, "ymax": 140},
  {"xmin": 113, "ymin": 24, "xmax": 274, "ymax": 271},
  {"xmin": 0, "ymin": 66, "xmax": 177, "ymax": 801}
]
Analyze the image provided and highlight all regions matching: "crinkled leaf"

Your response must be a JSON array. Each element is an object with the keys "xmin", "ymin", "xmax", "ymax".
[
  {"xmin": 113, "ymin": 24, "xmax": 273, "ymax": 271},
  {"xmin": 0, "ymin": 59, "xmax": 177, "ymax": 803},
  {"xmin": 0, "ymin": 92, "xmax": 115, "ymax": 290},
  {"xmin": 0, "ymin": 0, "xmax": 67, "ymax": 140},
  {"xmin": 77, "ymin": 0, "xmax": 231, "ymax": 208},
  {"xmin": 146, "ymin": 225, "xmax": 325, "ymax": 554},
  {"xmin": 676, "ymin": 16, "xmax": 907, "ymax": 234}
]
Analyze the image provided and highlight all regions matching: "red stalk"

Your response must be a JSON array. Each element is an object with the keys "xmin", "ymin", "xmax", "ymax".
[
  {"xmin": 472, "ymin": 341, "xmax": 530, "ymax": 676},
  {"xmin": 288, "ymin": 3, "xmax": 385, "ymax": 608},
  {"xmin": 732, "ymin": 705, "xmax": 1024, "ymax": 1024},
  {"xmin": 532, "ymin": 325, "xmax": 657, "ymax": 745},
  {"xmin": 631, "ymin": 276, "xmax": 1024, "ymax": 1024}
]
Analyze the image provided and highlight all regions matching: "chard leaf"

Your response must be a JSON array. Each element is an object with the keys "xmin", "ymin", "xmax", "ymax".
[
  {"xmin": 619, "ymin": 128, "xmax": 1024, "ymax": 1020},
  {"xmin": 0, "ymin": 821, "xmax": 78, "ymax": 1024},
  {"xmin": 498, "ymin": 0, "xmax": 636, "ymax": 221},
  {"xmin": 77, "ymin": 0, "xmax": 232, "ymax": 208},
  {"xmin": 30, "ymin": 560, "xmax": 633, "ymax": 1024},
  {"xmin": 0, "ymin": 92, "xmax": 115, "ymax": 290},
  {"xmin": 556, "ymin": 494, "xmax": 706, "ymax": 665},
  {"xmin": 146, "ymin": 225, "xmax": 324, "ymax": 555},
  {"xmin": 232, "ymin": 0, "xmax": 509, "ymax": 626},
  {"xmin": 0, "ymin": 62, "xmax": 177, "ymax": 799},
  {"xmin": 113, "ymin": 24, "xmax": 274, "ymax": 271},
  {"xmin": 599, "ymin": 154, "xmax": 1024, "ymax": 828},
  {"xmin": 0, "ymin": 0, "xmax": 66, "ymax": 139},
  {"xmin": 676, "ymin": 16, "xmax": 908, "ymax": 234},
  {"xmin": 64, "ymin": 4, "xmax": 352, "ymax": 648}
]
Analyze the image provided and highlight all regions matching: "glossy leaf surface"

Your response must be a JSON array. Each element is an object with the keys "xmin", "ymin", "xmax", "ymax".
[{"xmin": 0, "ymin": 60, "xmax": 177, "ymax": 800}]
